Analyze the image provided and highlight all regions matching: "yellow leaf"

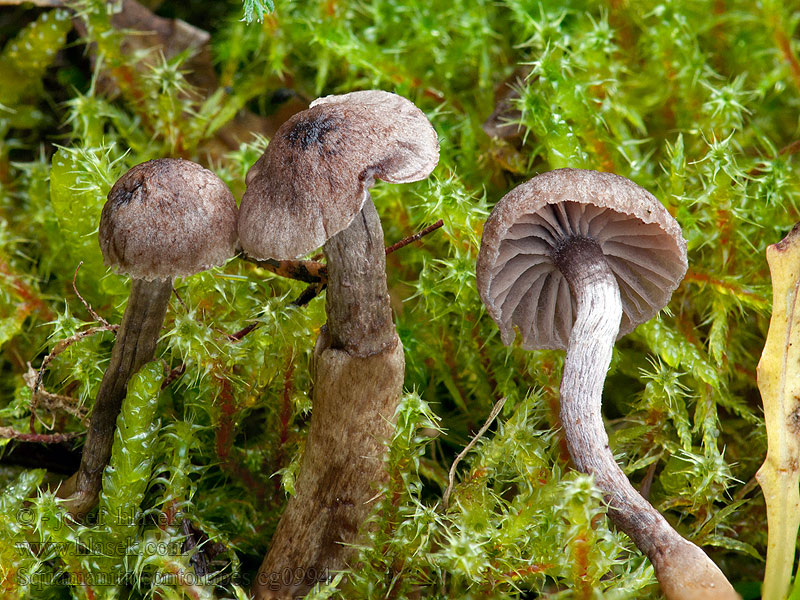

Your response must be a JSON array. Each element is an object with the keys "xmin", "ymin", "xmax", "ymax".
[{"xmin": 756, "ymin": 223, "xmax": 800, "ymax": 600}]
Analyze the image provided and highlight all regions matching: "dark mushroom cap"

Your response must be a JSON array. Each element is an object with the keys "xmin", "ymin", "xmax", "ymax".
[
  {"xmin": 476, "ymin": 168, "xmax": 688, "ymax": 350},
  {"xmin": 99, "ymin": 158, "xmax": 238, "ymax": 281},
  {"xmin": 238, "ymin": 90, "xmax": 440, "ymax": 260}
]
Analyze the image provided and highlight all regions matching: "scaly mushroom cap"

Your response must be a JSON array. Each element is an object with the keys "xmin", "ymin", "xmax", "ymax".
[
  {"xmin": 238, "ymin": 90, "xmax": 440, "ymax": 260},
  {"xmin": 99, "ymin": 158, "xmax": 239, "ymax": 281},
  {"xmin": 476, "ymin": 168, "xmax": 688, "ymax": 350}
]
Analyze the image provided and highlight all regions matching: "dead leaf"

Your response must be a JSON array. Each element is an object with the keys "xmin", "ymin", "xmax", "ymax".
[
  {"xmin": 755, "ymin": 222, "xmax": 800, "ymax": 600},
  {"xmin": 482, "ymin": 64, "xmax": 531, "ymax": 142},
  {"xmin": 72, "ymin": 0, "xmax": 216, "ymax": 97},
  {"xmin": 71, "ymin": 0, "xmax": 309, "ymax": 154}
]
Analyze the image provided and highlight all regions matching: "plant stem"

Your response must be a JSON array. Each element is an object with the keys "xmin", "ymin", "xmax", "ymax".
[
  {"xmin": 555, "ymin": 237, "xmax": 738, "ymax": 600},
  {"xmin": 61, "ymin": 277, "xmax": 172, "ymax": 519}
]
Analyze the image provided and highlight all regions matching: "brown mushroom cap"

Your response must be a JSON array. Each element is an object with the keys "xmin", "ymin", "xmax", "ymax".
[
  {"xmin": 238, "ymin": 90, "xmax": 440, "ymax": 260},
  {"xmin": 99, "ymin": 158, "xmax": 239, "ymax": 281},
  {"xmin": 476, "ymin": 168, "xmax": 688, "ymax": 350}
]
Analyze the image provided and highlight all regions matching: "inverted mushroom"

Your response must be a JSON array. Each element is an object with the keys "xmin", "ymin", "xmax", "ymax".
[
  {"xmin": 60, "ymin": 158, "xmax": 238, "ymax": 519},
  {"xmin": 476, "ymin": 168, "xmax": 738, "ymax": 600},
  {"xmin": 238, "ymin": 90, "xmax": 439, "ymax": 599}
]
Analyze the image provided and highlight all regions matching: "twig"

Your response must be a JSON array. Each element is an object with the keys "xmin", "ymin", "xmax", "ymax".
[
  {"xmin": 245, "ymin": 256, "xmax": 327, "ymax": 284},
  {"xmin": 171, "ymin": 285, "xmax": 190, "ymax": 312},
  {"xmin": 27, "ymin": 262, "xmax": 117, "ymax": 429},
  {"xmin": 747, "ymin": 140, "xmax": 800, "ymax": 178},
  {"xmin": 385, "ymin": 219, "xmax": 444, "ymax": 255},
  {"xmin": 292, "ymin": 283, "xmax": 326, "ymax": 307},
  {"xmin": 33, "ymin": 326, "xmax": 118, "ymax": 398},
  {"xmin": 260, "ymin": 220, "xmax": 445, "ymax": 306},
  {"xmin": 161, "ymin": 363, "xmax": 186, "ymax": 390},
  {"xmin": 733, "ymin": 476, "xmax": 760, "ymax": 502},
  {"xmin": 226, "ymin": 322, "xmax": 261, "ymax": 341},
  {"xmin": 24, "ymin": 366, "xmax": 89, "ymax": 425},
  {"xmin": 242, "ymin": 218, "xmax": 445, "ymax": 288},
  {"xmin": 162, "ymin": 318, "xmax": 265, "ymax": 391},
  {"xmin": 0, "ymin": 427, "xmax": 82, "ymax": 444},
  {"xmin": 0, "ymin": 0, "xmax": 63, "ymax": 4},
  {"xmin": 73, "ymin": 262, "xmax": 110, "ymax": 327},
  {"xmin": 31, "ymin": 324, "xmax": 118, "ymax": 432},
  {"xmin": 779, "ymin": 140, "xmax": 800, "ymax": 156},
  {"xmin": 442, "ymin": 397, "xmax": 506, "ymax": 510}
]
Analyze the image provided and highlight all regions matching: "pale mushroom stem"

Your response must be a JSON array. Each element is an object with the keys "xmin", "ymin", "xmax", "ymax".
[
  {"xmin": 254, "ymin": 197, "xmax": 404, "ymax": 599},
  {"xmin": 61, "ymin": 277, "xmax": 172, "ymax": 519},
  {"xmin": 555, "ymin": 236, "xmax": 739, "ymax": 600}
]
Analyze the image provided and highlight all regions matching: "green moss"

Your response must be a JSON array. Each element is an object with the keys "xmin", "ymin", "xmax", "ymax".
[{"xmin": 0, "ymin": 0, "xmax": 796, "ymax": 597}]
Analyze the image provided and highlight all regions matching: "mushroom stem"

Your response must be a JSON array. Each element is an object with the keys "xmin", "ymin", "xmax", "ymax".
[
  {"xmin": 254, "ymin": 197, "xmax": 404, "ymax": 599},
  {"xmin": 323, "ymin": 196, "xmax": 396, "ymax": 356},
  {"xmin": 61, "ymin": 277, "xmax": 172, "ymax": 518},
  {"xmin": 555, "ymin": 237, "xmax": 738, "ymax": 600}
]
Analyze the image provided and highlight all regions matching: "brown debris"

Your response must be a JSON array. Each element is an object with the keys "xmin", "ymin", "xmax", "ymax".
[
  {"xmin": 482, "ymin": 65, "xmax": 532, "ymax": 142},
  {"xmin": 24, "ymin": 366, "xmax": 89, "ymax": 425},
  {"xmin": 69, "ymin": 0, "xmax": 308, "ymax": 152},
  {"xmin": 72, "ymin": 0, "xmax": 215, "ymax": 98}
]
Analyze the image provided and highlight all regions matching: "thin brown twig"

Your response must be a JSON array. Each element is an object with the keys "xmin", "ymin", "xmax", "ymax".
[
  {"xmin": 245, "ymin": 256, "xmax": 327, "ymax": 284},
  {"xmin": 385, "ymin": 219, "xmax": 445, "ymax": 255},
  {"xmin": 779, "ymin": 140, "xmax": 800, "ymax": 157},
  {"xmin": 0, "ymin": 0, "xmax": 63, "ymax": 4},
  {"xmin": 291, "ymin": 283, "xmax": 326, "ymax": 307},
  {"xmin": 162, "ymin": 219, "xmax": 445, "ymax": 383},
  {"xmin": 733, "ymin": 476, "xmax": 760, "ymax": 502},
  {"xmin": 747, "ymin": 140, "xmax": 800, "ymax": 178},
  {"xmin": 442, "ymin": 397, "xmax": 506, "ymax": 510},
  {"xmin": 171, "ymin": 285, "xmax": 190, "ymax": 312},
  {"xmin": 24, "ymin": 365, "xmax": 89, "ymax": 425},
  {"xmin": 227, "ymin": 322, "xmax": 260, "ymax": 341},
  {"xmin": 161, "ymin": 363, "xmax": 186, "ymax": 390},
  {"xmin": 33, "ymin": 326, "xmax": 119, "ymax": 398},
  {"xmin": 260, "ymin": 219, "xmax": 445, "ymax": 306},
  {"xmin": 31, "ymin": 324, "xmax": 118, "ymax": 432},
  {"xmin": 27, "ymin": 266, "xmax": 116, "ymax": 431},
  {"xmin": 73, "ymin": 262, "xmax": 110, "ymax": 327},
  {"xmin": 242, "ymin": 218, "xmax": 445, "ymax": 288},
  {"xmin": 775, "ymin": 28, "xmax": 800, "ymax": 93},
  {"xmin": 165, "ymin": 315, "xmax": 264, "ymax": 390},
  {"xmin": 0, "ymin": 427, "xmax": 83, "ymax": 444}
]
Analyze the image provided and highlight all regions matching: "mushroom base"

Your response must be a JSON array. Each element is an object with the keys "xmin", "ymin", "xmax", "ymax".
[
  {"xmin": 557, "ymin": 240, "xmax": 738, "ymax": 600},
  {"xmin": 253, "ymin": 334, "xmax": 405, "ymax": 600}
]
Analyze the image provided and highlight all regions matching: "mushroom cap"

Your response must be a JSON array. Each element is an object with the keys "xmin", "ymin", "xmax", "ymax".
[
  {"xmin": 99, "ymin": 158, "xmax": 239, "ymax": 281},
  {"xmin": 238, "ymin": 90, "xmax": 440, "ymax": 260},
  {"xmin": 476, "ymin": 168, "xmax": 688, "ymax": 351}
]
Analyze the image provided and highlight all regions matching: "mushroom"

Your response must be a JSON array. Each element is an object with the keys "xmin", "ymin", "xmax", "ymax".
[
  {"xmin": 60, "ymin": 158, "xmax": 238, "ymax": 519},
  {"xmin": 476, "ymin": 169, "xmax": 738, "ymax": 600},
  {"xmin": 238, "ymin": 90, "xmax": 439, "ymax": 599}
]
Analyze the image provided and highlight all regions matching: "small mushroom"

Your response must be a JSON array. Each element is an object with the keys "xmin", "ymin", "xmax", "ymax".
[
  {"xmin": 60, "ymin": 158, "xmax": 238, "ymax": 519},
  {"xmin": 476, "ymin": 169, "xmax": 738, "ymax": 600},
  {"xmin": 239, "ymin": 90, "xmax": 439, "ymax": 599},
  {"xmin": 239, "ymin": 89, "xmax": 439, "ymax": 353}
]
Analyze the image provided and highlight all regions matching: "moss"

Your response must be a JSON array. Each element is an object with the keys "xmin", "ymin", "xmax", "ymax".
[{"xmin": 0, "ymin": 0, "xmax": 796, "ymax": 597}]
